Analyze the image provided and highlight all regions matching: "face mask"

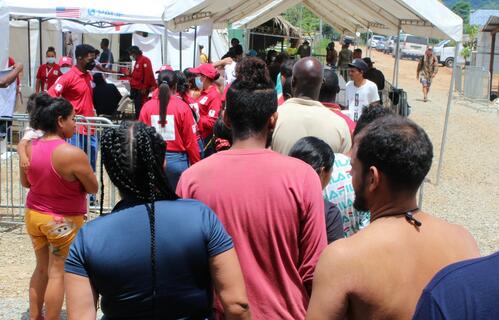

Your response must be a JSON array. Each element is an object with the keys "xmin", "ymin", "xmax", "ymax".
[
  {"xmin": 46, "ymin": 57, "xmax": 56, "ymax": 64},
  {"xmin": 130, "ymin": 55, "xmax": 135, "ymax": 61},
  {"xmin": 271, "ymin": 56, "xmax": 276, "ymax": 62},
  {"xmin": 195, "ymin": 77, "xmax": 203, "ymax": 90},
  {"xmin": 60, "ymin": 67, "xmax": 71, "ymax": 74},
  {"xmin": 85, "ymin": 60, "xmax": 96, "ymax": 71},
  {"xmin": 304, "ymin": 45, "xmax": 309, "ymax": 49}
]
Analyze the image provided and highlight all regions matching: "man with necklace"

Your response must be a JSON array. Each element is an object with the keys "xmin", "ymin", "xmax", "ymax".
[{"xmin": 306, "ymin": 115, "xmax": 480, "ymax": 320}]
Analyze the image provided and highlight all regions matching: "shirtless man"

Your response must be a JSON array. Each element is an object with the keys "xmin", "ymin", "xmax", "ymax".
[{"xmin": 306, "ymin": 115, "xmax": 480, "ymax": 320}]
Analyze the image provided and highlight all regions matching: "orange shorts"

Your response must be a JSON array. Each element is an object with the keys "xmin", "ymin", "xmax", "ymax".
[{"xmin": 25, "ymin": 209, "xmax": 85, "ymax": 257}]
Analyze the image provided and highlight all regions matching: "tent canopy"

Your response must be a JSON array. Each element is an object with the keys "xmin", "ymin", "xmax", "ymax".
[
  {"xmin": 3, "ymin": 0, "xmax": 168, "ymax": 24},
  {"xmin": 166, "ymin": 0, "xmax": 463, "ymax": 41}
]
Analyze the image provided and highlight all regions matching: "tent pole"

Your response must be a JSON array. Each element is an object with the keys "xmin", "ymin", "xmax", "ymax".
[
  {"xmin": 179, "ymin": 32, "xmax": 182, "ymax": 70},
  {"xmin": 193, "ymin": 26, "xmax": 197, "ymax": 67},
  {"xmin": 436, "ymin": 43, "xmax": 460, "ymax": 185},
  {"xmin": 163, "ymin": 22, "xmax": 168, "ymax": 65},
  {"xmin": 27, "ymin": 20, "xmax": 32, "ymax": 87},
  {"xmin": 39, "ymin": 18, "xmax": 43, "ymax": 66},
  {"xmin": 366, "ymin": 25, "xmax": 370, "ymax": 58},
  {"xmin": 489, "ymin": 32, "xmax": 496, "ymax": 95},
  {"xmin": 208, "ymin": 35, "xmax": 212, "ymax": 62},
  {"xmin": 392, "ymin": 21, "xmax": 401, "ymax": 88}
]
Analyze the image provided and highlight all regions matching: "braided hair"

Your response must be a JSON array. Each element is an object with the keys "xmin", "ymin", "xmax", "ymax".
[{"xmin": 100, "ymin": 121, "xmax": 178, "ymax": 316}]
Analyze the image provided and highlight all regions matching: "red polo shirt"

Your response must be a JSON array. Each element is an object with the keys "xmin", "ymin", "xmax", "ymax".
[
  {"xmin": 48, "ymin": 66, "xmax": 95, "ymax": 134},
  {"xmin": 36, "ymin": 63, "xmax": 61, "ymax": 92},
  {"xmin": 139, "ymin": 90, "xmax": 200, "ymax": 164},
  {"xmin": 192, "ymin": 85, "xmax": 221, "ymax": 139},
  {"xmin": 129, "ymin": 54, "xmax": 156, "ymax": 91}
]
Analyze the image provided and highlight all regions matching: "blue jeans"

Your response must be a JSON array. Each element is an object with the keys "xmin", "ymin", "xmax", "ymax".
[
  {"xmin": 69, "ymin": 134, "xmax": 97, "ymax": 202},
  {"xmin": 69, "ymin": 134, "xmax": 97, "ymax": 171},
  {"xmin": 165, "ymin": 152, "xmax": 189, "ymax": 190},
  {"xmin": 198, "ymin": 139, "xmax": 205, "ymax": 159}
]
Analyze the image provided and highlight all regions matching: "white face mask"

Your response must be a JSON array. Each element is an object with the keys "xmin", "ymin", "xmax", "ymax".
[
  {"xmin": 60, "ymin": 67, "xmax": 71, "ymax": 74},
  {"xmin": 46, "ymin": 57, "xmax": 56, "ymax": 64}
]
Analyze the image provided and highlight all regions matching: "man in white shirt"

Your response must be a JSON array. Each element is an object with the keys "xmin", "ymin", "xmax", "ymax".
[{"xmin": 345, "ymin": 59, "xmax": 379, "ymax": 122}]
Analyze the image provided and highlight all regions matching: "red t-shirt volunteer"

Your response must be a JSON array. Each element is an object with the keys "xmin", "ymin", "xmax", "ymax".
[
  {"xmin": 139, "ymin": 90, "xmax": 201, "ymax": 164},
  {"xmin": 36, "ymin": 63, "xmax": 61, "ymax": 92},
  {"xmin": 188, "ymin": 64, "xmax": 222, "ymax": 139},
  {"xmin": 129, "ymin": 54, "xmax": 156, "ymax": 93},
  {"xmin": 195, "ymin": 85, "xmax": 222, "ymax": 139},
  {"xmin": 48, "ymin": 66, "xmax": 95, "ymax": 134}
]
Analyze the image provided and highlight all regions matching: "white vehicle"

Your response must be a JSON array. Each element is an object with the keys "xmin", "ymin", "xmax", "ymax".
[
  {"xmin": 433, "ymin": 39, "xmax": 465, "ymax": 67},
  {"xmin": 385, "ymin": 36, "xmax": 397, "ymax": 54},
  {"xmin": 368, "ymin": 35, "xmax": 386, "ymax": 49},
  {"xmin": 393, "ymin": 34, "xmax": 428, "ymax": 59}
]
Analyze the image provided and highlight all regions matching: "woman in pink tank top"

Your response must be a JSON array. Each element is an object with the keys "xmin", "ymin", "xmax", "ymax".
[{"xmin": 19, "ymin": 94, "xmax": 98, "ymax": 320}]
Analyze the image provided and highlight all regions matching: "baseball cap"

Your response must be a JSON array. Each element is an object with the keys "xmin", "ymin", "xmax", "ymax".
[
  {"xmin": 59, "ymin": 56, "xmax": 73, "ymax": 67},
  {"xmin": 348, "ymin": 59, "xmax": 368, "ymax": 73},
  {"xmin": 189, "ymin": 63, "xmax": 219, "ymax": 80},
  {"xmin": 156, "ymin": 64, "xmax": 174, "ymax": 73}
]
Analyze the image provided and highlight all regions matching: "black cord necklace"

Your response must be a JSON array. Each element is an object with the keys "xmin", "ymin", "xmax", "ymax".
[
  {"xmin": 373, "ymin": 207, "xmax": 422, "ymax": 227},
  {"xmin": 405, "ymin": 208, "xmax": 422, "ymax": 227}
]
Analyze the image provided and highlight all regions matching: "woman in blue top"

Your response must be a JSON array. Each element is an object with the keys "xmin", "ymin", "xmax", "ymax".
[{"xmin": 64, "ymin": 122, "xmax": 250, "ymax": 319}]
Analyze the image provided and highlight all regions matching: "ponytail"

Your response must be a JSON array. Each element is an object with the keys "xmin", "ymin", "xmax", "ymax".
[
  {"xmin": 156, "ymin": 70, "xmax": 178, "ymax": 128},
  {"xmin": 158, "ymin": 81, "xmax": 170, "ymax": 128}
]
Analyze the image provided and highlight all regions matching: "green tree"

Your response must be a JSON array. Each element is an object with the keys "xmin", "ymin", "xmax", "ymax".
[{"xmin": 451, "ymin": 0, "xmax": 471, "ymax": 24}]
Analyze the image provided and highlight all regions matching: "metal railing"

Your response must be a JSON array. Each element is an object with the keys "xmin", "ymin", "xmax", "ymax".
[
  {"xmin": 380, "ymin": 80, "xmax": 410, "ymax": 116},
  {"xmin": 0, "ymin": 115, "xmax": 120, "ymax": 224}
]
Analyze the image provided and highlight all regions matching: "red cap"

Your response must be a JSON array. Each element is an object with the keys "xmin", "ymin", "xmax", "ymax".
[
  {"xmin": 189, "ymin": 63, "xmax": 219, "ymax": 80},
  {"xmin": 59, "ymin": 56, "xmax": 73, "ymax": 67},
  {"xmin": 156, "ymin": 64, "xmax": 174, "ymax": 73}
]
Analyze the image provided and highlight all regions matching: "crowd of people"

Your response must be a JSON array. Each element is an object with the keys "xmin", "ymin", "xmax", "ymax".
[{"xmin": 16, "ymin": 40, "xmax": 498, "ymax": 320}]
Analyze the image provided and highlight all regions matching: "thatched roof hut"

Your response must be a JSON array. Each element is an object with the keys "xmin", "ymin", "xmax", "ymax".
[{"xmin": 249, "ymin": 16, "xmax": 301, "ymax": 53}]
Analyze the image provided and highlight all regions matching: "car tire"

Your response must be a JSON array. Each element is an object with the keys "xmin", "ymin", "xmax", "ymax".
[{"xmin": 445, "ymin": 57, "xmax": 454, "ymax": 68}]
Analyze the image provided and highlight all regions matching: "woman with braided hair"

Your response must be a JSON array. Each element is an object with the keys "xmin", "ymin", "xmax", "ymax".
[
  {"xmin": 64, "ymin": 122, "xmax": 250, "ymax": 319},
  {"xmin": 139, "ymin": 69, "xmax": 201, "ymax": 189}
]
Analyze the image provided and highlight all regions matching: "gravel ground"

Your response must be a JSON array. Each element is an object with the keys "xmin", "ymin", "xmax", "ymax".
[{"xmin": 1, "ymin": 49, "xmax": 498, "ymax": 319}]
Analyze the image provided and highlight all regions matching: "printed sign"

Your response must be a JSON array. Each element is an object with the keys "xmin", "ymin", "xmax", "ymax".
[{"xmin": 151, "ymin": 115, "xmax": 175, "ymax": 141}]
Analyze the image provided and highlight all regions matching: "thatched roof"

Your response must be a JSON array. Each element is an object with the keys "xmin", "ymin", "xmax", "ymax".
[{"xmin": 252, "ymin": 16, "xmax": 301, "ymax": 38}]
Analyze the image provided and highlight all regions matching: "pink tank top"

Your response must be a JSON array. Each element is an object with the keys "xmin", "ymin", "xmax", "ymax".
[{"xmin": 26, "ymin": 139, "xmax": 86, "ymax": 216}]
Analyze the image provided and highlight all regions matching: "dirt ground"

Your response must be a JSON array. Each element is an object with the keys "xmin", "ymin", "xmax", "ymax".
[{"xmin": 0, "ymin": 49, "xmax": 498, "ymax": 318}]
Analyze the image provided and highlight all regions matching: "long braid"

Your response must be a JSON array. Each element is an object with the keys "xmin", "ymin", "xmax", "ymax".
[
  {"xmin": 136, "ymin": 125, "xmax": 159, "ymax": 317},
  {"xmin": 101, "ymin": 122, "xmax": 178, "ymax": 317}
]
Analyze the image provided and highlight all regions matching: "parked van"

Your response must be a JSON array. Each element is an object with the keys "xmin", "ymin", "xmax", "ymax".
[
  {"xmin": 393, "ymin": 34, "xmax": 428, "ymax": 59},
  {"xmin": 368, "ymin": 35, "xmax": 386, "ymax": 49},
  {"xmin": 433, "ymin": 39, "xmax": 465, "ymax": 67}
]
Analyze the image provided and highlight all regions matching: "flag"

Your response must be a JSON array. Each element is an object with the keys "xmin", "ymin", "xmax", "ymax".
[
  {"xmin": 275, "ymin": 72, "xmax": 285, "ymax": 105},
  {"xmin": 56, "ymin": 7, "xmax": 81, "ymax": 19}
]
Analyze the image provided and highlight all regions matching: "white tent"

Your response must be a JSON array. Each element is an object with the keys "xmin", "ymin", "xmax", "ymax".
[
  {"xmin": 164, "ymin": 0, "xmax": 463, "ymax": 185},
  {"xmin": 165, "ymin": 0, "xmax": 462, "ymax": 41},
  {"xmin": 3, "ymin": 0, "xmax": 167, "ymax": 24},
  {"xmin": 0, "ymin": 0, "xmax": 228, "ymax": 96}
]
